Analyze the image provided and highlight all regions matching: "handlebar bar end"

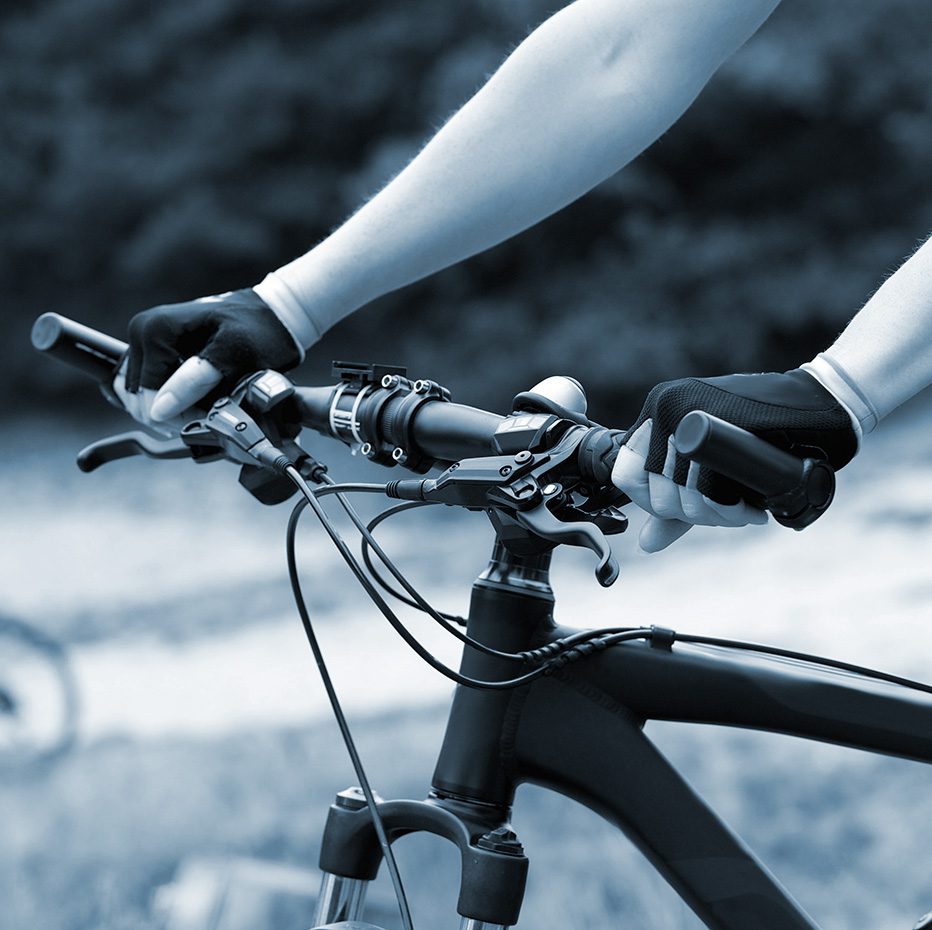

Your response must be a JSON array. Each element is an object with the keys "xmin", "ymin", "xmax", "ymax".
[{"xmin": 31, "ymin": 312, "xmax": 128, "ymax": 383}]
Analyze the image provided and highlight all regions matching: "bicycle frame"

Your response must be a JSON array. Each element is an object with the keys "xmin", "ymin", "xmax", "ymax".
[
  {"xmin": 31, "ymin": 318, "xmax": 924, "ymax": 928},
  {"xmin": 313, "ymin": 539, "xmax": 932, "ymax": 930}
]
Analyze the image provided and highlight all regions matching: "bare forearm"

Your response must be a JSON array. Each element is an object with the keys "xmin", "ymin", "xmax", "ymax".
[
  {"xmin": 805, "ymin": 235, "xmax": 932, "ymax": 435},
  {"xmin": 256, "ymin": 0, "xmax": 781, "ymax": 346}
]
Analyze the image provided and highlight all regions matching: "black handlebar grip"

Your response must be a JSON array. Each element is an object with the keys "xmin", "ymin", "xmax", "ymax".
[
  {"xmin": 31, "ymin": 313, "xmax": 127, "ymax": 383},
  {"xmin": 674, "ymin": 411, "xmax": 835, "ymax": 529},
  {"xmin": 674, "ymin": 411, "xmax": 805, "ymax": 495}
]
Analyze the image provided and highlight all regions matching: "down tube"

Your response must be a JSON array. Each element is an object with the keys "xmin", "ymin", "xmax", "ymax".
[{"xmin": 511, "ymin": 671, "xmax": 821, "ymax": 930}]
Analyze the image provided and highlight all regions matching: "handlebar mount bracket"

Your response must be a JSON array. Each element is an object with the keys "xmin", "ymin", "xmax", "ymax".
[{"xmin": 328, "ymin": 362, "xmax": 452, "ymax": 473}]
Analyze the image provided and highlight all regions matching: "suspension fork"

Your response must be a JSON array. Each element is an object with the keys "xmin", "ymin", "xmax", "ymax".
[
  {"xmin": 313, "ymin": 542, "xmax": 555, "ymax": 929},
  {"xmin": 313, "ymin": 789, "xmax": 528, "ymax": 928}
]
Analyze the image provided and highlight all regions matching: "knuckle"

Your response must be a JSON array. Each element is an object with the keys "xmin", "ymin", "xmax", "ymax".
[
  {"xmin": 681, "ymin": 492, "xmax": 716, "ymax": 524},
  {"xmin": 649, "ymin": 487, "xmax": 681, "ymax": 519},
  {"xmin": 130, "ymin": 305, "xmax": 172, "ymax": 340}
]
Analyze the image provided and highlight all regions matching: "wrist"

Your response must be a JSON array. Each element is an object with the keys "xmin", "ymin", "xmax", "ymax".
[
  {"xmin": 252, "ymin": 276, "xmax": 317, "ymax": 358},
  {"xmin": 799, "ymin": 354, "xmax": 880, "ymax": 448}
]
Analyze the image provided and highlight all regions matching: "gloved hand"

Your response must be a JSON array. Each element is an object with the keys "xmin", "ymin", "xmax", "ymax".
[
  {"xmin": 612, "ymin": 369, "xmax": 859, "ymax": 553},
  {"xmin": 112, "ymin": 288, "xmax": 302, "ymax": 429}
]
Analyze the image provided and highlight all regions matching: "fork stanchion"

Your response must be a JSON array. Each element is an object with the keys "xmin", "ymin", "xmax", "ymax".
[{"xmin": 312, "ymin": 872, "xmax": 369, "ymax": 926}]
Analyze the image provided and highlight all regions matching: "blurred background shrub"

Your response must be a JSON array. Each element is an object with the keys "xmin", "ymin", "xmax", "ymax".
[{"xmin": 2, "ymin": 0, "xmax": 931, "ymax": 420}]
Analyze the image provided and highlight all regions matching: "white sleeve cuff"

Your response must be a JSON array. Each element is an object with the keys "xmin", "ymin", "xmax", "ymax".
[
  {"xmin": 253, "ymin": 273, "xmax": 324, "ymax": 357},
  {"xmin": 800, "ymin": 353, "xmax": 881, "ymax": 449}
]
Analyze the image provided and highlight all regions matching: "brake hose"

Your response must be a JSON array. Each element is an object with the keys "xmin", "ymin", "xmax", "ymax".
[
  {"xmin": 323, "ymin": 481, "xmax": 536, "ymax": 663},
  {"xmin": 311, "ymin": 478, "xmax": 674, "ymax": 673},
  {"xmin": 287, "ymin": 472, "xmax": 568, "ymax": 690},
  {"xmin": 284, "ymin": 488, "xmax": 414, "ymax": 930},
  {"xmin": 358, "ymin": 501, "xmax": 467, "ymax": 627}
]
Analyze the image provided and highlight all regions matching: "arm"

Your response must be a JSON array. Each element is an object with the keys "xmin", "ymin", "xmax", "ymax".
[
  {"xmin": 136, "ymin": 0, "xmax": 783, "ymax": 420},
  {"xmin": 254, "ymin": 0, "xmax": 783, "ymax": 348},
  {"xmin": 804, "ymin": 234, "xmax": 932, "ymax": 439}
]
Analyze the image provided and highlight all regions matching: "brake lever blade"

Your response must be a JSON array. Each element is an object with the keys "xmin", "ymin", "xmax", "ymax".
[
  {"xmin": 76, "ymin": 431, "xmax": 193, "ymax": 473},
  {"xmin": 515, "ymin": 501, "xmax": 619, "ymax": 587}
]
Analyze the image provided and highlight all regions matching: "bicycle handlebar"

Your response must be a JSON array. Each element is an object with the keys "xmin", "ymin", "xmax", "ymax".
[
  {"xmin": 30, "ymin": 313, "xmax": 834, "ymax": 530},
  {"xmin": 294, "ymin": 385, "xmax": 504, "ymax": 466}
]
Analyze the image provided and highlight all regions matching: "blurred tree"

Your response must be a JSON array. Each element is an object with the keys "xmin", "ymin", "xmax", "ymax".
[{"xmin": 3, "ymin": 0, "xmax": 930, "ymax": 418}]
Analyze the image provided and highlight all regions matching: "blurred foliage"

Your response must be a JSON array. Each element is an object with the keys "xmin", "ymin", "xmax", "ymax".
[{"xmin": 2, "ymin": 0, "xmax": 931, "ymax": 419}]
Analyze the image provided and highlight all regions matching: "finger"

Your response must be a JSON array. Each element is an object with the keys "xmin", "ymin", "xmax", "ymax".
[
  {"xmin": 647, "ymin": 470, "xmax": 689, "ymax": 521},
  {"xmin": 638, "ymin": 515, "xmax": 692, "ymax": 553},
  {"xmin": 112, "ymin": 373, "xmax": 175, "ymax": 437},
  {"xmin": 661, "ymin": 432, "xmax": 691, "ymax": 486},
  {"xmin": 648, "ymin": 436, "xmax": 689, "ymax": 519},
  {"xmin": 111, "ymin": 358, "xmax": 132, "ymax": 412},
  {"xmin": 623, "ymin": 418, "xmax": 652, "ymax": 460},
  {"xmin": 660, "ymin": 434, "xmax": 679, "ymax": 479},
  {"xmin": 611, "ymin": 420, "xmax": 653, "ymax": 512},
  {"xmin": 675, "ymin": 461, "xmax": 726, "ymax": 524},
  {"xmin": 702, "ymin": 495, "xmax": 769, "ymax": 527},
  {"xmin": 150, "ymin": 356, "xmax": 222, "ymax": 421},
  {"xmin": 125, "ymin": 316, "xmax": 146, "ymax": 393},
  {"xmin": 678, "ymin": 484, "xmax": 726, "ymax": 524}
]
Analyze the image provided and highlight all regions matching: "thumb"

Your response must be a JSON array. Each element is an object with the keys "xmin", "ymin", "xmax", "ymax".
[
  {"xmin": 638, "ymin": 515, "xmax": 692, "ymax": 553},
  {"xmin": 150, "ymin": 356, "xmax": 223, "ymax": 421}
]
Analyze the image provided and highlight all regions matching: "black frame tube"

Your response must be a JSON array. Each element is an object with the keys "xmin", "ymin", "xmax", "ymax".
[{"xmin": 428, "ymin": 577, "xmax": 932, "ymax": 930}]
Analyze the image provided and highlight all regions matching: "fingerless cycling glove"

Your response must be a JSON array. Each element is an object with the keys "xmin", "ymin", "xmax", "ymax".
[
  {"xmin": 125, "ymin": 289, "xmax": 301, "ymax": 393},
  {"xmin": 625, "ymin": 369, "xmax": 859, "ymax": 503}
]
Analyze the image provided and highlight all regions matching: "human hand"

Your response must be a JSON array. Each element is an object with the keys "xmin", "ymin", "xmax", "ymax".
[
  {"xmin": 612, "ymin": 370, "xmax": 858, "ymax": 552},
  {"xmin": 112, "ymin": 288, "xmax": 302, "ymax": 431}
]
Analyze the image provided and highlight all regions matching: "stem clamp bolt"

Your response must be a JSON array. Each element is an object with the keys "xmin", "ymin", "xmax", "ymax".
[
  {"xmin": 477, "ymin": 826, "xmax": 524, "ymax": 856},
  {"xmin": 381, "ymin": 374, "xmax": 400, "ymax": 389},
  {"xmin": 392, "ymin": 447, "xmax": 408, "ymax": 465}
]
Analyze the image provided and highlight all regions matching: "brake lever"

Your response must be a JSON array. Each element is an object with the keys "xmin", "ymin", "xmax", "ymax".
[
  {"xmin": 76, "ymin": 431, "xmax": 199, "ymax": 473},
  {"xmin": 512, "ymin": 486, "xmax": 620, "ymax": 588},
  {"xmin": 387, "ymin": 422, "xmax": 624, "ymax": 587}
]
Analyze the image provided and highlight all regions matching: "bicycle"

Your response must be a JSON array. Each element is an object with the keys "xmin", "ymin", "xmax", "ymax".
[
  {"xmin": 32, "ymin": 312, "xmax": 932, "ymax": 930},
  {"xmin": 0, "ymin": 613, "xmax": 79, "ymax": 773}
]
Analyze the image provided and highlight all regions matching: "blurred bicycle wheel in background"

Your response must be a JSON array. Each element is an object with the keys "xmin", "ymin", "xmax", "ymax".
[{"xmin": 0, "ymin": 615, "xmax": 78, "ymax": 773}]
